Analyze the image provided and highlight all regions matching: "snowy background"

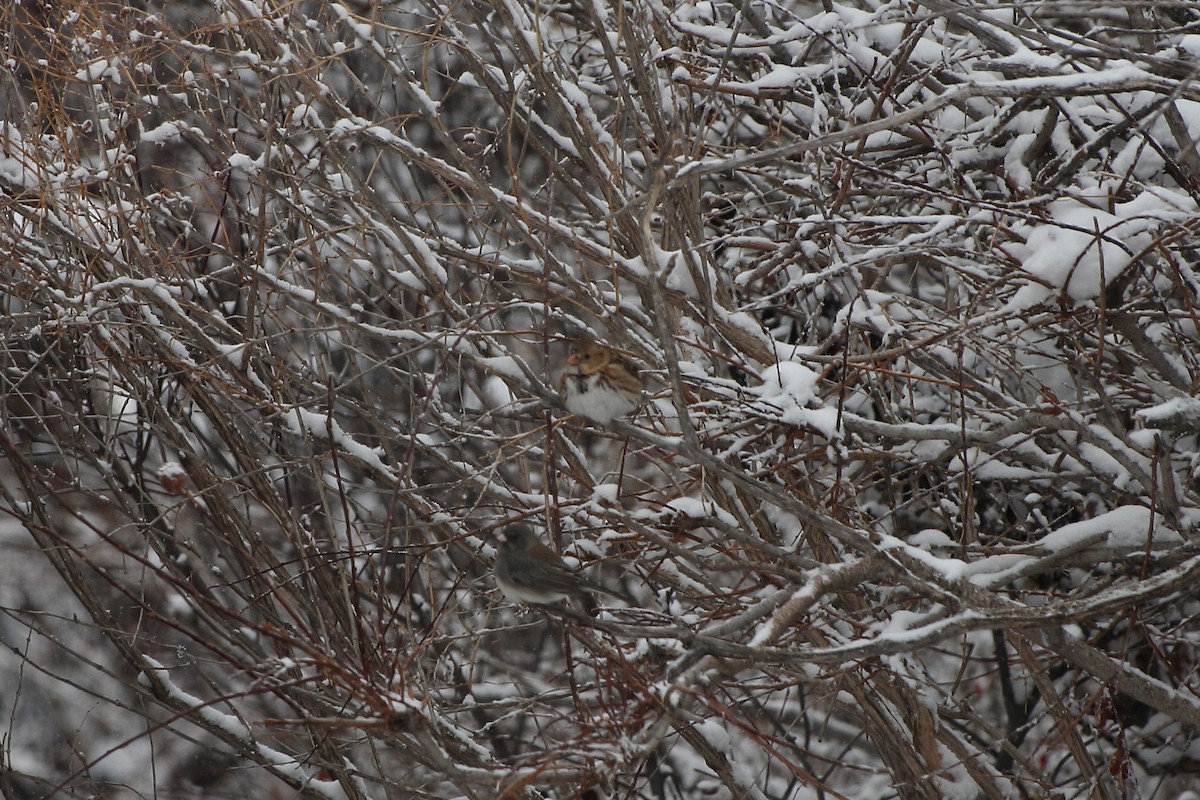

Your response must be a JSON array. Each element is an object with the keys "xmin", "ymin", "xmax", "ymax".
[{"xmin": 2, "ymin": 0, "xmax": 1200, "ymax": 798}]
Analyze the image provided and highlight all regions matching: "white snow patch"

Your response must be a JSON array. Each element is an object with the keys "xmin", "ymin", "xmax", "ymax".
[
  {"xmin": 908, "ymin": 529, "xmax": 955, "ymax": 550},
  {"xmin": 883, "ymin": 534, "xmax": 969, "ymax": 581},
  {"xmin": 1138, "ymin": 396, "xmax": 1200, "ymax": 429},
  {"xmin": 481, "ymin": 374, "xmax": 513, "ymax": 409},
  {"xmin": 139, "ymin": 120, "xmax": 190, "ymax": 145},
  {"xmin": 753, "ymin": 361, "xmax": 839, "ymax": 436},
  {"xmin": 288, "ymin": 407, "xmax": 393, "ymax": 478},
  {"xmin": 1039, "ymin": 505, "xmax": 1180, "ymax": 553},
  {"xmin": 76, "ymin": 58, "xmax": 121, "ymax": 83},
  {"xmin": 1008, "ymin": 196, "xmax": 1157, "ymax": 309}
]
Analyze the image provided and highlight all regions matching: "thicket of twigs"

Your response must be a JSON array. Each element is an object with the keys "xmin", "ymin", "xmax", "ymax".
[{"xmin": 2, "ymin": 0, "xmax": 1200, "ymax": 798}]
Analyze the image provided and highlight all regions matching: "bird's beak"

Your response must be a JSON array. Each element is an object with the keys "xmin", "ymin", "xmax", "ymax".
[{"xmin": 566, "ymin": 353, "xmax": 580, "ymax": 366}]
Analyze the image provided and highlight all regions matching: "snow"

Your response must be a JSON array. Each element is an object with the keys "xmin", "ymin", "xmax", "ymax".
[
  {"xmin": 663, "ymin": 496, "xmax": 740, "ymax": 528},
  {"xmin": 1138, "ymin": 396, "xmax": 1200, "ymax": 429},
  {"xmin": 6, "ymin": 1, "xmax": 1200, "ymax": 797},
  {"xmin": 694, "ymin": 717, "xmax": 730, "ymax": 754},
  {"xmin": 227, "ymin": 152, "xmax": 264, "ymax": 175},
  {"xmin": 0, "ymin": 157, "xmax": 35, "ymax": 188},
  {"xmin": 139, "ymin": 120, "xmax": 190, "ymax": 145},
  {"xmin": 908, "ymin": 528, "xmax": 956, "ymax": 550},
  {"xmin": 481, "ymin": 374, "xmax": 513, "ymax": 409},
  {"xmin": 883, "ymin": 534, "xmax": 970, "ymax": 581},
  {"xmin": 1039, "ymin": 505, "xmax": 1180, "ymax": 552},
  {"xmin": 477, "ymin": 355, "xmax": 523, "ymax": 379},
  {"xmin": 1007, "ymin": 195, "xmax": 1159, "ymax": 309},
  {"xmin": 75, "ymin": 58, "xmax": 121, "ymax": 83},
  {"xmin": 141, "ymin": 658, "xmax": 346, "ymax": 797},
  {"xmin": 837, "ymin": 289, "xmax": 911, "ymax": 339},
  {"xmin": 748, "ymin": 582, "xmax": 822, "ymax": 647},
  {"xmin": 157, "ymin": 461, "xmax": 186, "ymax": 480},
  {"xmin": 288, "ymin": 407, "xmax": 394, "ymax": 478},
  {"xmin": 592, "ymin": 483, "xmax": 620, "ymax": 502},
  {"xmin": 752, "ymin": 360, "xmax": 840, "ymax": 436},
  {"xmin": 330, "ymin": 2, "xmax": 374, "ymax": 41}
]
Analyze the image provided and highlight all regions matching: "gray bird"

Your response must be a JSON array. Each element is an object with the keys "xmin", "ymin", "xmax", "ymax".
[{"xmin": 493, "ymin": 525, "xmax": 627, "ymax": 608}]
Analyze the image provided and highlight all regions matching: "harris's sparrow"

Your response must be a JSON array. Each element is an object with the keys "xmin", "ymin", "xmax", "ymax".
[{"xmin": 558, "ymin": 341, "xmax": 643, "ymax": 424}]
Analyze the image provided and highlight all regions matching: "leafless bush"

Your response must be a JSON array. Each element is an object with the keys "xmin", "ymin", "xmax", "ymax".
[{"xmin": 2, "ymin": 0, "xmax": 1199, "ymax": 798}]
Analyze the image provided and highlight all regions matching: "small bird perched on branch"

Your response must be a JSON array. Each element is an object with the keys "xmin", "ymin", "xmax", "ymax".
[
  {"xmin": 558, "ymin": 341, "xmax": 643, "ymax": 424},
  {"xmin": 493, "ymin": 525, "xmax": 627, "ymax": 612}
]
